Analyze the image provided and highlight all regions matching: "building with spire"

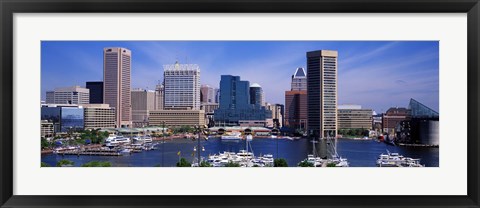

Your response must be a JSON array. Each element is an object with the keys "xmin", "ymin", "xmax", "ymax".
[
  {"xmin": 285, "ymin": 67, "xmax": 308, "ymax": 131},
  {"xmin": 291, "ymin": 67, "xmax": 307, "ymax": 91}
]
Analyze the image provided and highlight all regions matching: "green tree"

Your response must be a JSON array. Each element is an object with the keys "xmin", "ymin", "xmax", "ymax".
[
  {"xmin": 56, "ymin": 159, "xmax": 74, "ymax": 167},
  {"xmin": 224, "ymin": 161, "xmax": 240, "ymax": 167},
  {"xmin": 347, "ymin": 129, "xmax": 355, "ymax": 136},
  {"xmin": 41, "ymin": 162, "xmax": 50, "ymax": 167},
  {"xmin": 41, "ymin": 138, "xmax": 50, "ymax": 149},
  {"xmin": 81, "ymin": 161, "xmax": 112, "ymax": 167},
  {"xmin": 199, "ymin": 161, "xmax": 212, "ymax": 167},
  {"xmin": 298, "ymin": 160, "xmax": 314, "ymax": 167},
  {"xmin": 176, "ymin": 158, "xmax": 192, "ymax": 167},
  {"xmin": 363, "ymin": 129, "xmax": 370, "ymax": 137},
  {"xmin": 274, "ymin": 158, "xmax": 289, "ymax": 167},
  {"xmin": 327, "ymin": 163, "xmax": 337, "ymax": 167}
]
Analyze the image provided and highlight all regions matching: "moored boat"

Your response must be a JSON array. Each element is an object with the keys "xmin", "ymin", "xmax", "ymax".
[
  {"xmin": 376, "ymin": 151, "xmax": 424, "ymax": 167},
  {"xmin": 221, "ymin": 132, "xmax": 242, "ymax": 140}
]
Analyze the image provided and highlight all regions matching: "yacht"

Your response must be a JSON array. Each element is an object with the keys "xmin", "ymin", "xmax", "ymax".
[
  {"xmin": 221, "ymin": 132, "xmax": 242, "ymax": 140},
  {"xmin": 376, "ymin": 151, "xmax": 424, "ymax": 167},
  {"xmin": 105, "ymin": 134, "xmax": 131, "ymax": 147},
  {"xmin": 304, "ymin": 154, "xmax": 324, "ymax": 167},
  {"xmin": 133, "ymin": 135, "xmax": 153, "ymax": 143}
]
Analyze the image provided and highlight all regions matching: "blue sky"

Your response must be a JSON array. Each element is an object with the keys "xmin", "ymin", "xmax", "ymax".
[{"xmin": 41, "ymin": 41, "xmax": 439, "ymax": 113}]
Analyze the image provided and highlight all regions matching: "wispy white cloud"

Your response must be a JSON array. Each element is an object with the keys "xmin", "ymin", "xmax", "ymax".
[{"xmin": 338, "ymin": 48, "xmax": 439, "ymax": 112}]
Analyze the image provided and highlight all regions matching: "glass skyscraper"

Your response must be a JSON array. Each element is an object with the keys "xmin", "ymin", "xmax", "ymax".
[{"xmin": 214, "ymin": 75, "xmax": 271, "ymax": 126}]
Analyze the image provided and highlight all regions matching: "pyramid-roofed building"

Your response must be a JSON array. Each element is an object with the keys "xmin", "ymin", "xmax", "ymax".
[{"xmin": 408, "ymin": 98, "xmax": 439, "ymax": 118}]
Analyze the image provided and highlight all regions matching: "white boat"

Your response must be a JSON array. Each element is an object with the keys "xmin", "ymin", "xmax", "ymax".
[
  {"xmin": 119, "ymin": 148, "xmax": 131, "ymax": 154},
  {"xmin": 331, "ymin": 156, "xmax": 350, "ymax": 167},
  {"xmin": 236, "ymin": 150, "xmax": 254, "ymax": 159},
  {"xmin": 133, "ymin": 135, "xmax": 153, "ymax": 143},
  {"xmin": 376, "ymin": 151, "xmax": 424, "ymax": 167},
  {"xmin": 221, "ymin": 132, "xmax": 242, "ymax": 140},
  {"xmin": 305, "ymin": 154, "xmax": 324, "ymax": 167},
  {"xmin": 53, "ymin": 146, "xmax": 78, "ymax": 154},
  {"xmin": 105, "ymin": 134, "xmax": 131, "ymax": 146},
  {"xmin": 283, "ymin": 136, "xmax": 294, "ymax": 141},
  {"xmin": 206, "ymin": 133, "xmax": 274, "ymax": 167}
]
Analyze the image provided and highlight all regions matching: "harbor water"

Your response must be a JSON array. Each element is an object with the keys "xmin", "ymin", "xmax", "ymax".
[{"xmin": 41, "ymin": 138, "xmax": 439, "ymax": 167}]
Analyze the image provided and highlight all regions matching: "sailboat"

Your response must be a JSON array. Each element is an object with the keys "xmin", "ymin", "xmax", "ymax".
[
  {"xmin": 329, "ymin": 136, "xmax": 349, "ymax": 167},
  {"xmin": 299, "ymin": 134, "xmax": 349, "ymax": 167}
]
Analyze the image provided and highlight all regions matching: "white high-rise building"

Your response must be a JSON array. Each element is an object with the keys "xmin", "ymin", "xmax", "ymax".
[
  {"xmin": 103, "ymin": 47, "xmax": 132, "ymax": 128},
  {"xmin": 45, "ymin": 86, "xmax": 90, "ymax": 104},
  {"xmin": 163, "ymin": 61, "xmax": 201, "ymax": 110}
]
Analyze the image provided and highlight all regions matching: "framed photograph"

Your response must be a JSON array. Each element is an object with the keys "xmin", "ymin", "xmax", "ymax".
[{"xmin": 1, "ymin": 0, "xmax": 479, "ymax": 207}]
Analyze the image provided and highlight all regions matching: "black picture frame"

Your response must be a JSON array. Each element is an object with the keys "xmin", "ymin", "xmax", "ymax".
[{"xmin": 1, "ymin": 0, "xmax": 479, "ymax": 207}]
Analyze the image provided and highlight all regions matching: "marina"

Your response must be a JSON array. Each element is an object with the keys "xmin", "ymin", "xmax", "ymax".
[{"xmin": 41, "ymin": 137, "xmax": 439, "ymax": 167}]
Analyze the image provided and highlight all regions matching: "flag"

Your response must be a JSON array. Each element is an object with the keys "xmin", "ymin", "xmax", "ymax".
[{"xmin": 177, "ymin": 151, "xmax": 181, "ymax": 156}]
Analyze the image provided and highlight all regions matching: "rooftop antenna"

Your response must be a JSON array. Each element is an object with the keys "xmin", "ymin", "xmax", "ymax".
[{"xmin": 175, "ymin": 50, "xmax": 179, "ymax": 63}]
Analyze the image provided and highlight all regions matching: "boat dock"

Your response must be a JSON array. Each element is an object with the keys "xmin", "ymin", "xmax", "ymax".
[
  {"xmin": 61, "ymin": 150, "xmax": 122, "ymax": 156},
  {"xmin": 397, "ymin": 143, "xmax": 439, "ymax": 148}
]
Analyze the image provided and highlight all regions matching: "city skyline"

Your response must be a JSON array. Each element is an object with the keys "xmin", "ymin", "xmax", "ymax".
[{"xmin": 41, "ymin": 41, "xmax": 439, "ymax": 113}]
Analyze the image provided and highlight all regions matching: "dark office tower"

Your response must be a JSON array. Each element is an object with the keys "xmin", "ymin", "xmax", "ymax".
[
  {"xmin": 307, "ymin": 50, "xmax": 338, "ymax": 159},
  {"xmin": 86, "ymin": 81, "xmax": 103, "ymax": 104}
]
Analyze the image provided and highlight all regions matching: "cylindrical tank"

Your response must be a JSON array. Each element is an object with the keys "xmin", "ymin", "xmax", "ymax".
[{"xmin": 419, "ymin": 120, "xmax": 439, "ymax": 146}]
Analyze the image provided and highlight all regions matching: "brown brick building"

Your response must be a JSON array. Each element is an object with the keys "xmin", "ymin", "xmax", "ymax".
[
  {"xmin": 382, "ymin": 107, "xmax": 410, "ymax": 135},
  {"xmin": 285, "ymin": 90, "xmax": 307, "ymax": 130}
]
